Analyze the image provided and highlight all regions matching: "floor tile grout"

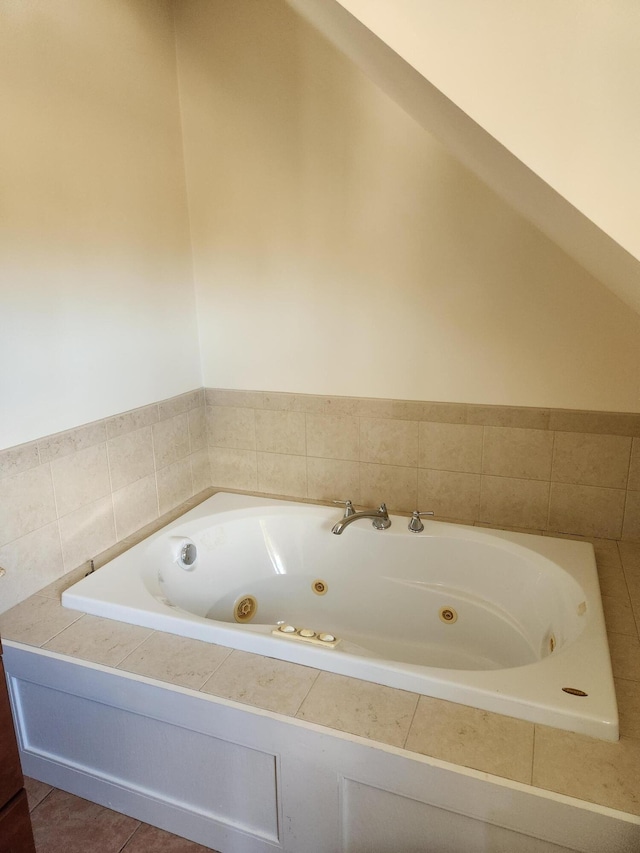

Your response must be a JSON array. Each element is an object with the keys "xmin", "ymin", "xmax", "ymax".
[{"xmin": 117, "ymin": 822, "xmax": 143, "ymax": 853}]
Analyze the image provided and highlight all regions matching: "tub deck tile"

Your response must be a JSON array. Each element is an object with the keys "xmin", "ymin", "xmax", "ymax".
[
  {"xmin": 36, "ymin": 563, "xmax": 94, "ymax": 599},
  {"xmin": 614, "ymin": 677, "xmax": 640, "ymax": 741},
  {"xmin": 200, "ymin": 649, "xmax": 320, "ymax": 716},
  {"xmin": 296, "ymin": 671, "xmax": 419, "ymax": 749},
  {"xmin": 544, "ymin": 531, "xmax": 623, "ymax": 568},
  {"xmin": 42, "ymin": 614, "xmax": 153, "ymax": 667},
  {"xmin": 621, "ymin": 562, "xmax": 640, "ymax": 607},
  {"xmin": 118, "ymin": 632, "xmax": 233, "ymax": 690},
  {"xmin": 0, "ymin": 594, "xmax": 82, "ymax": 646},
  {"xmin": 601, "ymin": 595, "xmax": 638, "ymax": 636},
  {"xmin": 596, "ymin": 561, "xmax": 631, "ymax": 602},
  {"xmin": 607, "ymin": 632, "xmax": 640, "ymax": 681},
  {"xmin": 405, "ymin": 695, "xmax": 535, "ymax": 785},
  {"xmin": 619, "ymin": 541, "xmax": 640, "ymax": 570},
  {"xmin": 533, "ymin": 725, "xmax": 640, "ymax": 815}
]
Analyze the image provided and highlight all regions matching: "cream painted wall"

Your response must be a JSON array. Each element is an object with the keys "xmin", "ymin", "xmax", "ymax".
[
  {"xmin": 331, "ymin": 0, "xmax": 640, "ymax": 268},
  {"xmin": 0, "ymin": 0, "xmax": 201, "ymax": 450},
  {"xmin": 3, "ymin": 0, "xmax": 640, "ymax": 449},
  {"xmin": 175, "ymin": 0, "xmax": 640, "ymax": 412},
  {"xmin": 287, "ymin": 0, "xmax": 640, "ymax": 318}
]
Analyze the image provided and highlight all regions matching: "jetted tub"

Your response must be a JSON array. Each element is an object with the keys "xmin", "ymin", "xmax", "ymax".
[{"xmin": 62, "ymin": 492, "xmax": 618, "ymax": 740}]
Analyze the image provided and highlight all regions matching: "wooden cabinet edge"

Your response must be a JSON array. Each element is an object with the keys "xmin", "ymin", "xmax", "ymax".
[{"xmin": 0, "ymin": 637, "xmax": 36, "ymax": 853}]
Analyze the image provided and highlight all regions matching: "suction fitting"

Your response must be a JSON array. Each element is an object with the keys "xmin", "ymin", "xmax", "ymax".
[{"xmin": 234, "ymin": 595, "xmax": 258, "ymax": 623}]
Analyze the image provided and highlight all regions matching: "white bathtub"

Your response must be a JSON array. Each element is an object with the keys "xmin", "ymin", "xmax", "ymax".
[{"xmin": 62, "ymin": 492, "xmax": 618, "ymax": 740}]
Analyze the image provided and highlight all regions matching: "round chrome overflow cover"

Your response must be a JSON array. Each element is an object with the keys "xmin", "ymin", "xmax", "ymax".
[{"xmin": 177, "ymin": 541, "xmax": 197, "ymax": 569}]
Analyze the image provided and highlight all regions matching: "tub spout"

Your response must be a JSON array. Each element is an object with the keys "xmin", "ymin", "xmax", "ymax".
[{"xmin": 331, "ymin": 503, "xmax": 391, "ymax": 534}]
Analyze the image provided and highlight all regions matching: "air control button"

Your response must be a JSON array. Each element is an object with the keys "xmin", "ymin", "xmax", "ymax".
[
  {"xmin": 278, "ymin": 625, "xmax": 297, "ymax": 634},
  {"xmin": 318, "ymin": 633, "xmax": 336, "ymax": 643},
  {"xmin": 299, "ymin": 628, "xmax": 316, "ymax": 638}
]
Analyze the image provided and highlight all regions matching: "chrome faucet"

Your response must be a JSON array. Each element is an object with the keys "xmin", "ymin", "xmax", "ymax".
[
  {"xmin": 408, "ymin": 510, "xmax": 434, "ymax": 532},
  {"xmin": 331, "ymin": 503, "xmax": 391, "ymax": 534},
  {"xmin": 333, "ymin": 499, "xmax": 356, "ymax": 518}
]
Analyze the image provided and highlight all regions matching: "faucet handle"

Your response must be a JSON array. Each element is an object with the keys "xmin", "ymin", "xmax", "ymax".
[
  {"xmin": 373, "ymin": 503, "xmax": 391, "ymax": 530},
  {"xmin": 333, "ymin": 499, "xmax": 356, "ymax": 518},
  {"xmin": 408, "ymin": 510, "xmax": 434, "ymax": 533}
]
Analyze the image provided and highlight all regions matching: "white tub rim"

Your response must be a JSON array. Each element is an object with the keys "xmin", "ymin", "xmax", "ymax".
[{"xmin": 61, "ymin": 491, "xmax": 619, "ymax": 740}]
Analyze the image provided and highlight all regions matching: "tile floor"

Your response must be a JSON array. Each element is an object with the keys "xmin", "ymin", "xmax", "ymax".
[{"xmin": 24, "ymin": 777, "xmax": 219, "ymax": 853}]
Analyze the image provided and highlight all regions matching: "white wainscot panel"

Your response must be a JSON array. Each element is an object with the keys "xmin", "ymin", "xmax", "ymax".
[
  {"xmin": 341, "ymin": 778, "xmax": 575, "ymax": 853},
  {"xmin": 13, "ymin": 679, "xmax": 278, "ymax": 842}
]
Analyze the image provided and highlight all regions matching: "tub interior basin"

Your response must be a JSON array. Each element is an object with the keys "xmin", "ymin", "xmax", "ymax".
[{"xmin": 147, "ymin": 510, "xmax": 585, "ymax": 672}]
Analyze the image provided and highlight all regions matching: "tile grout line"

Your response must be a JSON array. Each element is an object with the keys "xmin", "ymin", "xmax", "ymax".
[
  {"xmin": 25, "ymin": 597, "xmax": 86, "ymax": 648},
  {"xmin": 478, "ymin": 425, "xmax": 486, "ymax": 523},
  {"xmin": 194, "ymin": 646, "xmax": 234, "ymax": 691},
  {"xmin": 118, "ymin": 822, "xmax": 144, "ymax": 853},
  {"xmin": 112, "ymin": 629, "xmax": 158, "ymax": 670},
  {"xmin": 27, "ymin": 781, "xmax": 55, "ymax": 816},
  {"xmin": 150, "ymin": 417, "xmax": 161, "ymax": 521},
  {"xmin": 401, "ymin": 694, "xmax": 422, "ymax": 751},
  {"xmin": 531, "ymin": 724, "xmax": 537, "ymax": 787},
  {"xmin": 545, "ymin": 430, "xmax": 557, "ymax": 532},
  {"xmin": 620, "ymin": 436, "xmax": 635, "ymax": 541},
  {"xmin": 616, "ymin": 541, "xmax": 636, "ymax": 621},
  {"xmin": 291, "ymin": 668, "xmax": 323, "ymax": 718},
  {"xmin": 356, "ymin": 413, "xmax": 361, "ymax": 504},
  {"xmin": 45, "ymin": 459, "xmax": 70, "ymax": 581}
]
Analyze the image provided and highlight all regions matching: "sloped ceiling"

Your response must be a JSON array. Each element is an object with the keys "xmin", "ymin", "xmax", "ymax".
[{"xmin": 286, "ymin": 0, "xmax": 640, "ymax": 313}]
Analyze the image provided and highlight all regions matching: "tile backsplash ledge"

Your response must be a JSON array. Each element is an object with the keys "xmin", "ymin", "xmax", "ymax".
[{"xmin": 2, "ymin": 386, "xmax": 640, "ymax": 612}]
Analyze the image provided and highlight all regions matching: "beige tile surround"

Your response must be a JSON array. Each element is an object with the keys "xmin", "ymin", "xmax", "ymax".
[
  {"xmin": 3, "ymin": 386, "xmax": 640, "ymax": 614},
  {"xmin": 0, "ymin": 389, "xmax": 209, "ymax": 612},
  {"xmin": 207, "ymin": 389, "xmax": 640, "ymax": 542},
  {"xmin": 1, "ymin": 496, "xmax": 640, "ymax": 817}
]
